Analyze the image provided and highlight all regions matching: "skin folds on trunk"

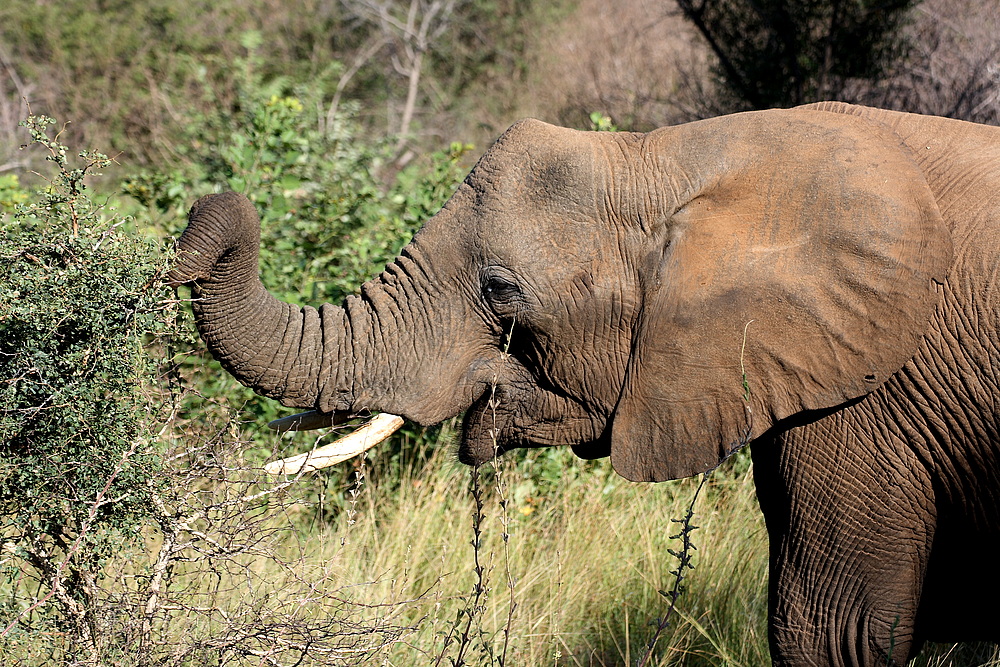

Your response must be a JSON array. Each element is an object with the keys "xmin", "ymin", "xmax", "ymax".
[
  {"xmin": 167, "ymin": 192, "xmax": 358, "ymax": 413},
  {"xmin": 167, "ymin": 191, "xmax": 490, "ymax": 425}
]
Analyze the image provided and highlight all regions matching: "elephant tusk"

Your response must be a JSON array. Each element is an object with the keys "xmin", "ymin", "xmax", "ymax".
[{"xmin": 263, "ymin": 413, "xmax": 405, "ymax": 475}]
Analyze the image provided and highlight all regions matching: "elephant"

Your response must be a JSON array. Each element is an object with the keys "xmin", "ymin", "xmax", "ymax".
[{"xmin": 167, "ymin": 101, "xmax": 1000, "ymax": 666}]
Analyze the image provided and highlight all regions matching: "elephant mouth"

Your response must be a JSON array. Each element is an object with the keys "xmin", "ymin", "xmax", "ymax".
[
  {"xmin": 457, "ymin": 392, "xmax": 515, "ymax": 465},
  {"xmin": 570, "ymin": 436, "xmax": 611, "ymax": 460},
  {"xmin": 457, "ymin": 383, "xmax": 608, "ymax": 465}
]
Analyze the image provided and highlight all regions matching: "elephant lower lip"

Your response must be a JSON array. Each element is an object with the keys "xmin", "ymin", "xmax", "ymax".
[
  {"xmin": 571, "ymin": 436, "xmax": 611, "ymax": 460},
  {"xmin": 458, "ymin": 387, "xmax": 514, "ymax": 465},
  {"xmin": 457, "ymin": 379, "xmax": 608, "ymax": 466},
  {"xmin": 457, "ymin": 433, "xmax": 514, "ymax": 466},
  {"xmin": 457, "ymin": 445, "xmax": 490, "ymax": 466}
]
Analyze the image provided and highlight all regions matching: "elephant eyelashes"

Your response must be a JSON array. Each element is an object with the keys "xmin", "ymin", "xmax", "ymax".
[{"xmin": 481, "ymin": 274, "xmax": 522, "ymax": 308}]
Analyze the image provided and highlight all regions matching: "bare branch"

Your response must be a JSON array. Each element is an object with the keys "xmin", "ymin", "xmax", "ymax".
[{"xmin": 341, "ymin": 0, "xmax": 465, "ymax": 155}]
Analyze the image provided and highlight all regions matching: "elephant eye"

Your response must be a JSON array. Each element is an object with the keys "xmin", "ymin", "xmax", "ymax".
[{"xmin": 481, "ymin": 273, "xmax": 521, "ymax": 307}]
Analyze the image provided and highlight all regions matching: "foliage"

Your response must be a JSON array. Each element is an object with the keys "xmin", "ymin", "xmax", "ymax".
[
  {"xmin": 0, "ymin": 0, "xmax": 561, "ymax": 169},
  {"xmin": 588, "ymin": 111, "xmax": 618, "ymax": 132},
  {"xmin": 0, "ymin": 116, "xmax": 167, "ymax": 661},
  {"xmin": 126, "ymin": 35, "xmax": 472, "ymax": 307},
  {"xmin": 0, "ymin": 108, "xmax": 469, "ymax": 664},
  {"xmin": 0, "ymin": 0, "xmax": 394, "ymax": 166},
  {"xmin": 0, "ymin": 174, "xmax": 27, "ymax": 213},
  {"xmin": 675, "ymin": 0, "xmax": 920, "ymax": 109}
]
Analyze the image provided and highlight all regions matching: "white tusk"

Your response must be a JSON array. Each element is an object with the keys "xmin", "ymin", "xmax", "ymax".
[{"xmin": 264, "ymin": 413, "xmax": 405, "ymax": 475}]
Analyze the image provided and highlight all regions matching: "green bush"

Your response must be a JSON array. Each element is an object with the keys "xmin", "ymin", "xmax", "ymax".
[
  {"xmin": 0, "ymin": 175, "xmax": 29, "ymax": 213},
  {"xmin": 0, "ymin": 100, "xmax": 464, "ymax": 661},
  {"xmin": 0, "ymin": 116, "xmax": 168, "ymax": 662},
  {"xmin": 128, "ymin": 39, "xmax": 472, "ymax": 304}
]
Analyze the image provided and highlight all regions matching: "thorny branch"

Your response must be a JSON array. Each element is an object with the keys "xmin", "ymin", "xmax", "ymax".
[
  {"xmin": 1, "ymin": 434, "xmax": 144, "ymax": 647},
  {"xmin": 133, "ymin": 422, "xmax": 420, "ymax": 665}
]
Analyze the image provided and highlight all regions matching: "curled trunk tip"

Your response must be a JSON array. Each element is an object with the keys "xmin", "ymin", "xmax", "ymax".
[{"xmin": 166, "ymin": 192, "xmax": 261, "ymax": 287}]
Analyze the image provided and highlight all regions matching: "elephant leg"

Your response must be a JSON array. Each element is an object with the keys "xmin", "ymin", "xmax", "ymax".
[
  {"xmin": 753, "ymin": 409, "xmax": 936, "ymax": 667},
  {"xmin": 765, "ymin": 531, "xmax": 924, "ymax": 666}
]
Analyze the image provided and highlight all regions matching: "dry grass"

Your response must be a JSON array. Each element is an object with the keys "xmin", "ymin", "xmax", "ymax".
[
  {"xmin": 139, "ymin": 428, "xmax": 999, "ymax": 667},
  {"xmin": 7, "ymin": 418, "xmax": 997, "ymax": 665},
  {"xmin": 161, "ymin": 434, "xmax": 772, "ymax": 666}
]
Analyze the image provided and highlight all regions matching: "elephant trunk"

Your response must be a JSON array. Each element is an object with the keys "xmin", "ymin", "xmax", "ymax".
[{"xmin": 167, "ymin": 192, "xmax": 356, "ymax": 412}]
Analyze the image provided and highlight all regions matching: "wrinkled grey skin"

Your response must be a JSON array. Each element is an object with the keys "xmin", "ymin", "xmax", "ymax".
[{"xmin": 169, "ymin": 102, "xmax": 1000, "ymax": 666}]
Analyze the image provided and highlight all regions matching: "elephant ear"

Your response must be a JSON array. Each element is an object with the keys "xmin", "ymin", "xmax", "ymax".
[{"xmin": 610, "ymin": 109, "xmax": 952, "ymax": 482}]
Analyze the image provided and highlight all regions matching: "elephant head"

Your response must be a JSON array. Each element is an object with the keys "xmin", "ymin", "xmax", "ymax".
[{"xmin": 168, "ymin": 108, "xmax": 951, "ymax": 482}]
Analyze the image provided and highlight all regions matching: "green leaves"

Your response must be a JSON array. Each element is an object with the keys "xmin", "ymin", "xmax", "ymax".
[
  {"xmin": 0, "ymin": 117, "xmax": 167, "ymax": 651},
  {"xmin": 127, "ymin": 58, "xmax": 472, "ymax": 309},
  {"xmin": 121, "ymin": 57, "xmax": 472, "ymax": 455},
  {"xmin": 0, "ymin": 175, "xmax": 29, "ymax": 214}
]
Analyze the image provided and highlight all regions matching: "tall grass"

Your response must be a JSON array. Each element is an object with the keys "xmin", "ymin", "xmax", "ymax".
[
  {"xmin": 321, "ymin": 446, "xmax": 771, "ymax": 666},
  {"xmin": 130, "ymin": 425, "xmax": 769, "ymax": 666},
  {"xmin": 10, "ymin": 413, "xmax": 995, "ymax": 665},
  {"xmin": 118, "ymin": 425, "xmax": 1000, "ymax": 667}
]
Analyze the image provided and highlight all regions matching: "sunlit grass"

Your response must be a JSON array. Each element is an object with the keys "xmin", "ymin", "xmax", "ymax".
[
  {"xmin": 256, "ymin": 442, "xmax": 772, "ymax": 666},
  {"xmin": 209, "ymin": 437, "xmax": 1000, "ymax": 667},
  {"xmin": 7, "ymin": 430, "xmax": 997, "ymax": 666}
]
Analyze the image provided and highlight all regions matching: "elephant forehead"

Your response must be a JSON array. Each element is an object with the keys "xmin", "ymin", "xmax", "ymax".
[
  {"xmin": 468, "ymin": 120, "xmax": 603, "ymax": 213},
  {"xmin": 462, "ymin": 176, "xmax": 609, "ymax": 277},
  {"xmin": 476, "ymin": 203, "xmax": 604, "ymax": 262},
  {"xmin": 467, "ymin": 157, "xmax": 600, "ymax": 219}
]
